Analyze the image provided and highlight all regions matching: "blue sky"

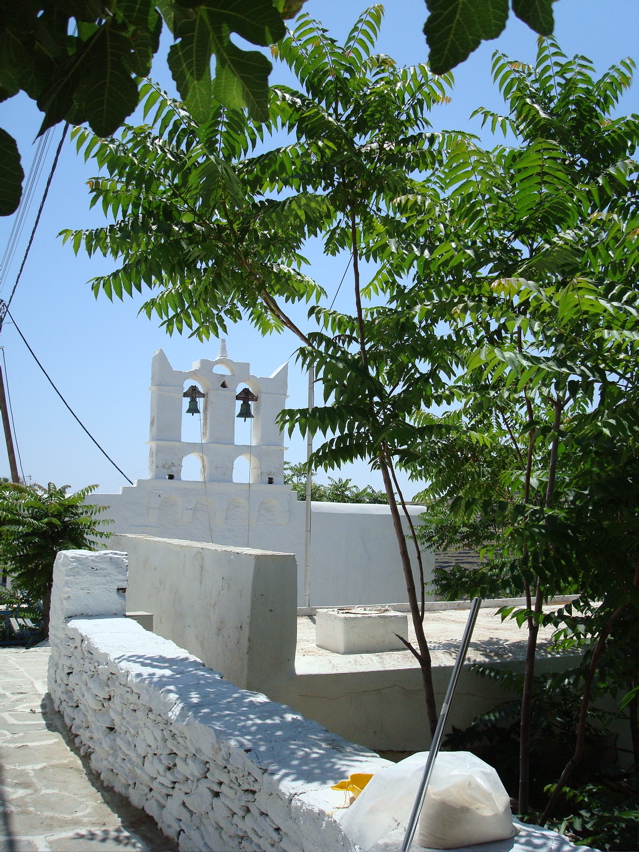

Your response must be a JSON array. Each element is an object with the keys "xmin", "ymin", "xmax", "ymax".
[{"xmin": 0, "ymin": 0, "xmax": 637, "ymax": 497}]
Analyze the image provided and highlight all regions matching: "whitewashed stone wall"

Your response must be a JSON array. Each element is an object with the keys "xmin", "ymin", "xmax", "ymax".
[{"xmin": 48, "ymin": 550, "xmax": 392, "ymax": 851}]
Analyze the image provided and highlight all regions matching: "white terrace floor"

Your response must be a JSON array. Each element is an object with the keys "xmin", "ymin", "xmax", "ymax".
[{"xmin": 295, "ymin": 599, "xmax": 570, "ymax": 675}]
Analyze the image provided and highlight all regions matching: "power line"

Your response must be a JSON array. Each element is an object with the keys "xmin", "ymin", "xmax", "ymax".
[
  {"xmin": 329, "ymin": 252, "xmax": 353, "ymax": 311},
  {"xmin": 0, "ymin": 128, "xmax": 54, "ymax": 294},
  {"xmin": 0, "ymin": 119, "xmax": 132, "ymax": 487},
  {"xmin": 6, "ymin": 308, "xmax": 134, "ymax": 485},
  {"xmin": 4, "ymin": 123, "xmax": 69, "ymax": 316}
]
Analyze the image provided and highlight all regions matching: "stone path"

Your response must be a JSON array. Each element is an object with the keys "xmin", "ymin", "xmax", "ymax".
[{"xmin": 0, "ymin": 645, "xmax": 177, "ymax": 852}]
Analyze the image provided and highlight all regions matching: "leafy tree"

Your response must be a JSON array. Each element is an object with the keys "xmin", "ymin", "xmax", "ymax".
[
  {"xmin": 64, "ymin": 10, "xmax": 639, "ymax": 829},
  {"xmin": 283, "ymin": 461, "xmax": 387, "ymax": 503},
  {"xmin": 0, "ymin": 0, "xmax": 306, "ymax": 216},
  {"xmin": 64, "ymin": 6, "xmax": 457, "ymax": 735},
  {"xmin": 0, "ymin": 481, "xmax": 110, "ymax": 635},
  {"xmin": 405, "ymin": 40, "xmax": 639, "ymax": 813},
  {"xmin": 0, "ymin": 0, "xmax": 567, "ymax": 218}
]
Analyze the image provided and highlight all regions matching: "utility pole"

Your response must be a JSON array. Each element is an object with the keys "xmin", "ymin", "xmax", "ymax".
[
  {"xmin": 0, "ymin": 361, "xmax": 19, "ymax": 483},
  {"xmin": 0, "ymin": 303, "xmax": 19, "ymax": 483},
  {"xmin": 303, "ymin": 364, "xmax": 314, "ymax": 608}
]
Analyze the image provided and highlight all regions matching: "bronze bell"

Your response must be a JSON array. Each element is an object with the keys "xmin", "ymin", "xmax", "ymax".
[
  {"xmin": 235, "ymin": 387, "xmax": 258, "ymax": 421},
  {"xmin": 186, "ymin": 397, "xmax": 200, "ymax": 416},
  {"xmin": 237, "ymin": 399, "xmax": 254, "ymax": 420},
  {"xmin": 183, "ymin": 384, "xmax": 205, "ymax": 415}
]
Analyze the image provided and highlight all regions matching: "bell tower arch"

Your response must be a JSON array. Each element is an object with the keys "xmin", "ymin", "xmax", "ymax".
[{"xmin": 147, "ymin": 340, "xmax": 288, "ymax": 484}]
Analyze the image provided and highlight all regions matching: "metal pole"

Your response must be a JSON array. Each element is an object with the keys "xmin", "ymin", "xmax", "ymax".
[
  {"xmin": 400, "ymin": 597, "xmax": 482, "ymax": 851},
  {"xmin": 303, "ymin": 364, "xmax": 314, "ymax": 608},
  {"xmin": 0, "ymin": 363, "xmax": 19, "ymax": 483}
]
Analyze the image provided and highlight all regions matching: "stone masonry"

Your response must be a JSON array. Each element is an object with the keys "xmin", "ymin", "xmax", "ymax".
[{"xmin": 46, "ymin": 550, "xmax": 392, "ymax": 852}]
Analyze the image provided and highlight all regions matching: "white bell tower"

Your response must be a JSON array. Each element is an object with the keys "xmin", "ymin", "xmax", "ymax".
[{"xmin": 147, "ymin": 341, "xmax": 288, "ymax": 484}]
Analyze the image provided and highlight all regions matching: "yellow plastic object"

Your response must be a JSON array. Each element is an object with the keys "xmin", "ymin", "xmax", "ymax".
[{"xmin": 332, "ymin": 773, "xmax": 374, "ymax": 799}]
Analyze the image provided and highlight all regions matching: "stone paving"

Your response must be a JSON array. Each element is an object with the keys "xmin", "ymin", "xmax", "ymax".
[{"xmin": 0, "ymin": 644, "xmax": 177, "ymax": 852}]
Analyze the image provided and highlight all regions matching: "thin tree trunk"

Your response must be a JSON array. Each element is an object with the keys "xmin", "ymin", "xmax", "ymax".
[
  {"xmin": 389, "ymin": 460, "xmax": 426, "ymax": 619},
  {"xmin": 379, "ymin": 449, "xmax": 438, "ymax": 736},
  {"xmin": 540, "ymin": 563, "xmax": 639, "ymax": 823},
  {"xmin": 518, "ymin": 395, "xmax": 563, "ymax": 813},
  {"xmin": 347, "ymin": 209, "xmax": 438, "ymax": 736},
  {"xmin": 518, "ymin": 582, "xmax": 543, "ymax": 813},
  {"xmin": 256, "ymin": 206, "xmax": 441, "ymax": 737}
]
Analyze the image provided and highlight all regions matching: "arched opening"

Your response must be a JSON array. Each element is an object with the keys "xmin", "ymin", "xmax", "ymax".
[
  {"xmin": 234, "ymin": 382, "xmax": 257, "ymax": 448},
  {"xmin": 181, "ymin": 453, "xmax": 204, "ymax": 481},
  {"xmin": 232, "ymin": 454, "xmax": 251, "ymax": 483},
  {"xmin": 181, "ymin": 378, "xmax": 206, "ymax": 443}
]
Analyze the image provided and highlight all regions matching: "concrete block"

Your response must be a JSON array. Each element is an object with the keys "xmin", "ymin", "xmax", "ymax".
[{"xmin": 315, "ymin": 607, "xmax": 408, "ymax": 654}]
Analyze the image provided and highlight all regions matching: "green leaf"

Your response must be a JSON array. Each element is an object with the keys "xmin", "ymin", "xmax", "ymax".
[
  {"xmin": 424, "ymin": 0, "xmax": 509, "ymax": 75},
  {"xmin": 0, "ymin": 128, "xmax": 23, "ymax": 216},
  {"xmin": 116, "ymin": 0, "xmax": 156, "ymax": 29},
  {"xmin": 209, "ymin": 0, "xmax": 285, "ymax": 46},
  {"xmin": 78, "ymin": 29, "xmax": 140, "ymax": 138},
  {"xmin": 168, "ymin": 13, "xmax": 214, "ymax": 123},
  {"xmin": 212, "ymin": 38, "xmax": 272, "ymax": 119},
  {"xmin": 170, "ymin": 5, "xmax": 275, "ymax": 121},
  {"xmin": 277, "ymin": 0, "xmax": 308, "ymax": 19},
  {"xmin": 36, "ymin": 55, "xmax": 86, "ymax": 136},
  {"xmin": 0, "ymin": 28, "xmax": 32, "ymax": 98},
  {"xmin": 512, "ymin": 0, "xmax": 554, "ymax": 36}
]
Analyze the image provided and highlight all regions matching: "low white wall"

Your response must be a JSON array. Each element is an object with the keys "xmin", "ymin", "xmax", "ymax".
[
  {"xmin": 94, "ymin": 483, "xmax": 432, "ymax": 607},
  {"xmin": 110, "ymin": 535, "xmax": 547, "ymax": 754},
  {"xmin": 48, "ymin": 549, "xmax": 392, "ymax": 852},
  {"xmin": 308, "ymin": 503, "xmax": 431, "ymax": 607},
  {"xmin": 114, "ymin": 534, "xmax": 297, "ymax": 693}
]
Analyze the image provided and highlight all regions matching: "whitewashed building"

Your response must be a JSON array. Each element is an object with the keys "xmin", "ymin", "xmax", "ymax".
[{"xmin": 92, "ymin": 343, "xmax": 432, "ymax": 606}]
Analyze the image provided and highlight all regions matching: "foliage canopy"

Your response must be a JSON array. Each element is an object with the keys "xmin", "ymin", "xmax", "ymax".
[
  {"xmin": 67, "ymin": 4, "xmax": 457, "ymax": 735},
  {"xmin": 65, "ymin": 5, "xmax": 639, "ymax": 829},
  {"xmin": 0, "ymin": 481, "xmax": 110, "ymax": 633},
  {"xmin": 283, "ymin": 462, "xmax": 387, "ymax": 503},
  {"xmin": 0, "ymin": 0, "xmax": 565, "ymax": 216},
  {"xmin": 0, "ymin": 0, "xmax": 306, "ymax": 216}
]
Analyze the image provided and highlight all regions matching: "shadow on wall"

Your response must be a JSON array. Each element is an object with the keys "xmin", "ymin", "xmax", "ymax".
[{"xmin": 90, "ymin": 649, "xmax": 375, "ymax": 788}]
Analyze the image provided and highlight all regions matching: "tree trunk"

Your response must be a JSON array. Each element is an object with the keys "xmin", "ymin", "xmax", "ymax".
[
  {"xmin": 518, "ymin": 396, "xmax": 563, "ymax": 813},
  {"xmin": 379, "ymin": 451, "xmax": 438, "ymax": 736},
  {"xmin": 348, "ymin": 209, "xmax": 438, "ymax": 736},
  {"xmin": 518, "ymin": 582, "xmax": 543, "ymax": 814}
]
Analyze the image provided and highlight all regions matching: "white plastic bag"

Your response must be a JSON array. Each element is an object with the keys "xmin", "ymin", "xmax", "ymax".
[
  {"xmin": 416, "ymin": 752, "xmax": 515, "ymax": 849},
  {"xmin": 337, "ymin": 751, "xmax": 514, "ymax": 851}
]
